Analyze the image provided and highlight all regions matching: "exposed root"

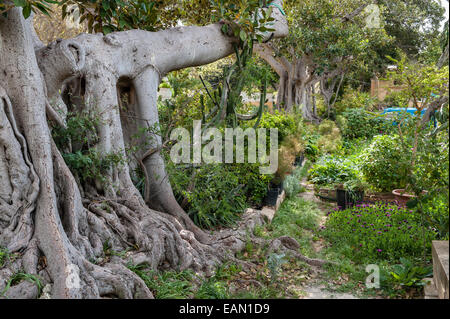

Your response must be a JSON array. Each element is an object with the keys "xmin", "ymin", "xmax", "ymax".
[
  {"xmin": 0, "ymin": 87, "xmax": 40, "ymax": 253},
  {"xmin": 267, "ymin": 236, "xmax": 332, "ymax": 267}
]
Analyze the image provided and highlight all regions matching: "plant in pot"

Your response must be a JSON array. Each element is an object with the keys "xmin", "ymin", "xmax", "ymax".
[
  {"xmin": 264, "ymin": 146, "xmax": 295, "ymax": 206},
  {"xmin": 282, "ymin": 135, "xmax": 305, "ymax": 167},
  {"xmin": 264, "ymin": 175, "xmax": 283, "ymax": 206},
  {"xmin": 336, "ymin": 177, "xmax": 367, "ymax": 210}
]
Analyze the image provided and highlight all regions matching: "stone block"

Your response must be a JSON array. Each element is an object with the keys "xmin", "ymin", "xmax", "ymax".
[{"xmin": 432, "ymin": 240, "xmax": 449, "ymax": 299}]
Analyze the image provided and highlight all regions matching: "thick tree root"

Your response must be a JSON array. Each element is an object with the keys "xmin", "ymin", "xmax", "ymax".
[{"xmin": 266, "ymin": 236, "xmax": 332, "ymax": 267}]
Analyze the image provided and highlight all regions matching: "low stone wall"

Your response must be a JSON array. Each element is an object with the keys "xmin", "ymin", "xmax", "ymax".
[
  {"xmin": 432, "ymin": 241, "xmax": 449, "ymax": 299},
  {"xmin": 425, "ymin": 241, "xmax": 449, "ymax": 299}
]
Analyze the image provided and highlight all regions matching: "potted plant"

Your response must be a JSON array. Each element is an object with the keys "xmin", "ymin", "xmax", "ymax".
[
  {"xmin": 336, "ymin": 178, "xmax": 366, "ymax": 210},
  {"xmin": 265, "ymin": 176, "xmax": 283, "ymax": 206},
  {"xmin": 294, "ymin": 152, "xmax": 305, "ymax": 167},
  {"xmin": 283, "ymin": 135, "xmax": 305, "ymax": 167}
]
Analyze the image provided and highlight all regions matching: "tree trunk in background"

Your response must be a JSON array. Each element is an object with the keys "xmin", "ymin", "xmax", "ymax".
[{"xmin": 255, "ymin": 44, "xmax": 319, "ymax": 121}]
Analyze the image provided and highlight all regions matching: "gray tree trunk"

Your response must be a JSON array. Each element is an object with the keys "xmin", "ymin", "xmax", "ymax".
[{"xmin": 0, "ymin": 2, "xmax": 288, "ymax": 299}]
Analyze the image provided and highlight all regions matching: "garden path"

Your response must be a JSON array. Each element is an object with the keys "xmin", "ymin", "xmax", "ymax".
[{"xmin": 297, "ymin": 178, "xmax": 363, "ymax": 299}]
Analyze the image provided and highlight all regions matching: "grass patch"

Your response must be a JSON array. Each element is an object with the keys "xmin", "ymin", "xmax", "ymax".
[
  {"xmin": 127, "ymin": 263, "xmax": 196, "ymax": 299},
  {"xmin": 1, "ymin": 272, "xmax": 43, "ymax": 298},
  {"xmin": 0, "ymin": 247, "xmax": 9, "ymax": 268},
  {"xmin": 269, "ymin": 197, "xmax": 322, "ymax": 240}
]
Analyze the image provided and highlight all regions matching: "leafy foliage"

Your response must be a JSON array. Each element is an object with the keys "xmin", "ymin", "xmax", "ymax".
[
  {"xmin": 378, "ymin": 0, "xmax": 446, "ymax": 58},
  {"xmin": 388, "ymin": 258, "xmax": 432, "ymax": 288},
  {"xmin": 51, "ymin": 108, "xmax": 126, "ymax": 186},
  {"xmin": 1, "ymin": 0, "xmax": 56, "ymax": 18},
  {"xmin": 63, "ymin": 149, "xmax": 125, "ymax": 185},
  {"xmin": 359, "ymin": 135, "xmax": 410, "ymax": 191},
  {"xmin": 308, "ymin": 154, "xmax": 360, "ymax": 188},
  {"xmin": 256, "ymin": 110, "xmax": 297, "ymax": 142},
  {"xmin": 334, "ymin": 88, "xmax": 379, "ymax": 114},
  {"xmin": 167, "ymin": 161, "xmax": 270, "ymax": 229},
  {"xmin": 303, "ymin": 137, "xmax": 319, "ymax": 162},
  {"xmin": 337, "ymin": 108, "xmax": 393, "ymax": 140}
]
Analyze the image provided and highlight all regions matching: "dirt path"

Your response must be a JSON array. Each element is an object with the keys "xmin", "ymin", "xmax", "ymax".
[{"xmin": 297, "ymin": 179, "xmax": 363, "ymax": 299}]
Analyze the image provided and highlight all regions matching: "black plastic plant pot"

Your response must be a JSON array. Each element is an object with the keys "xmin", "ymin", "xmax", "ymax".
[
  {"xmin": 265, "ymin": 188, "xmax": 280, "ymax": 206},
  {"xmin": 294, "ymin": 153, "xmax": 305, "ymax": 167},
  {"xmin": 270, "ymin": 182, "xmax": 283, "ymax": 192},
  {"xmin": 336, "ymin": 189, "xmax": 364, "ymax": 210}
]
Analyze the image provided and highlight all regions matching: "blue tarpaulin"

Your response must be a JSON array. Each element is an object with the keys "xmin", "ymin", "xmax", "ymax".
[{"xmin": 380, "ymin": 107, "xmax": 436, "ymax": 127}]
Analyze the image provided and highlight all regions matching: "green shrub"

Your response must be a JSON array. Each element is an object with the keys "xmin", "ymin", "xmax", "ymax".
[
  {"xmin": 256, "ymin": 110, "xmax": 297, "ymax": 142},
  {"xmin": 335, "ymin": 89, "xmax": 378, "ymax": 114},
  {"xmin": 308, "ymin": 155, "xmax": 360, "ymax": 188},
  {"xmin": 322, "ymin": 203, "xmax": 437, "ymax": 262},
  {"xmin": 359, "ymin": 135, "xmax": 411, "ymax": 191},
  {"xmin": 304, "ymin": 138, "xmax": 320, "ymax": 162},
  {"xmin": 316, "ymin": 120, "xmax": 342, "ymax": 154},
  {"xmin": 420, "ymin": 193, "xmax": 449, "ymax": 240},
  {"xmin": 233, "ymin": 163, "xmax": 271, "ymax": 205},
  {"xmin": 51, "ymin": 109, "xmax": 100, "ymax": 151},
  {"xmin": 63, "ymin": 150, "xmax": 125, "ymax": 185},
  {"xmin": 283, "ymin": 174, "xmax": 302, "ymax": 198},
  {"xmin": 387, "ymin": 258, "xmax": 433, "ymax": 288},
  {"xmin": 338, "ymin": 108, "xmax": 392, "ymax": 140},
  {"xmin": 168, "ymin": 163, "xmax": 246, "ymax": 229},
  {"xmin": 167, "ymin": 161, "xmax": 270, "ymax": 229},
  {"xmin": 383, "ymin": 91, "xmax": 410, "ymax": 109}
]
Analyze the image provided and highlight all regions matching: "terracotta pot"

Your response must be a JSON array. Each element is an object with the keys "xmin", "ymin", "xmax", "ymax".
[{"xmin": 392, "ymin": 189, "xmax": 427, "ymax": 206}]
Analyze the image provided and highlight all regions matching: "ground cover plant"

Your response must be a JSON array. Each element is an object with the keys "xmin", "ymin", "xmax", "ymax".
[{"xmin": 322, "ymin": 203, "xmax": 437, "ymax": 262}]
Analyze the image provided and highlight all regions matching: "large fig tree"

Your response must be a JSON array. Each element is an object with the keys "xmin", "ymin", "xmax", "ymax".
[{"xmin": 0, "ymin": 0, "xmax": 288, "ymax": 298}]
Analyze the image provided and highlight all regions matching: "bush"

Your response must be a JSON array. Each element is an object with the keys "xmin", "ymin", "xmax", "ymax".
[
  {"xmin": 308, "ymin": 155, "xmax": 360, "ymax": 188},
  {"xmin": 257, "ymin": 110, "xmax": 297, "ymax": 143},
  {"xmin": 421, "ymin": 193, "xmax": 449, "ymax": 240},
  {"xmin": 337, "ymin": 108, "xmax": 392, "ymax": 140},
  {"xmin": 335, "ymin": 89, "xmax": 378, "ymax": 114},
  {"xmin": 233, "ymin": 163, "xmax": 272, "ymax": 205},
  {"xmin": 321, "ymin": 203, "xmax": 437, "ymax": 262},
  {"xmin": 283, "ymin": 174, "xmax": 302, "ymax": 198},
  {"xmin": 168, "ymin": 163, "xmax": 246, "ymax": 229},
  {"xmin": 316, "ymin": 120, "xmax": 342, "ymax": 154},
  {"xmin": 383, "ymin": 91, "xmax": 409, "ymax": 109},
  {"xmin": 304, "ymin": 138, "xmax": 320, "ymax": 162},
  {"xmin": 167, "ymin": 161, "xmax": 270, "ymax": 229},
  {"xmin": 359, "ymin": 135, "xmax": 411, "ymax": 191}
]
